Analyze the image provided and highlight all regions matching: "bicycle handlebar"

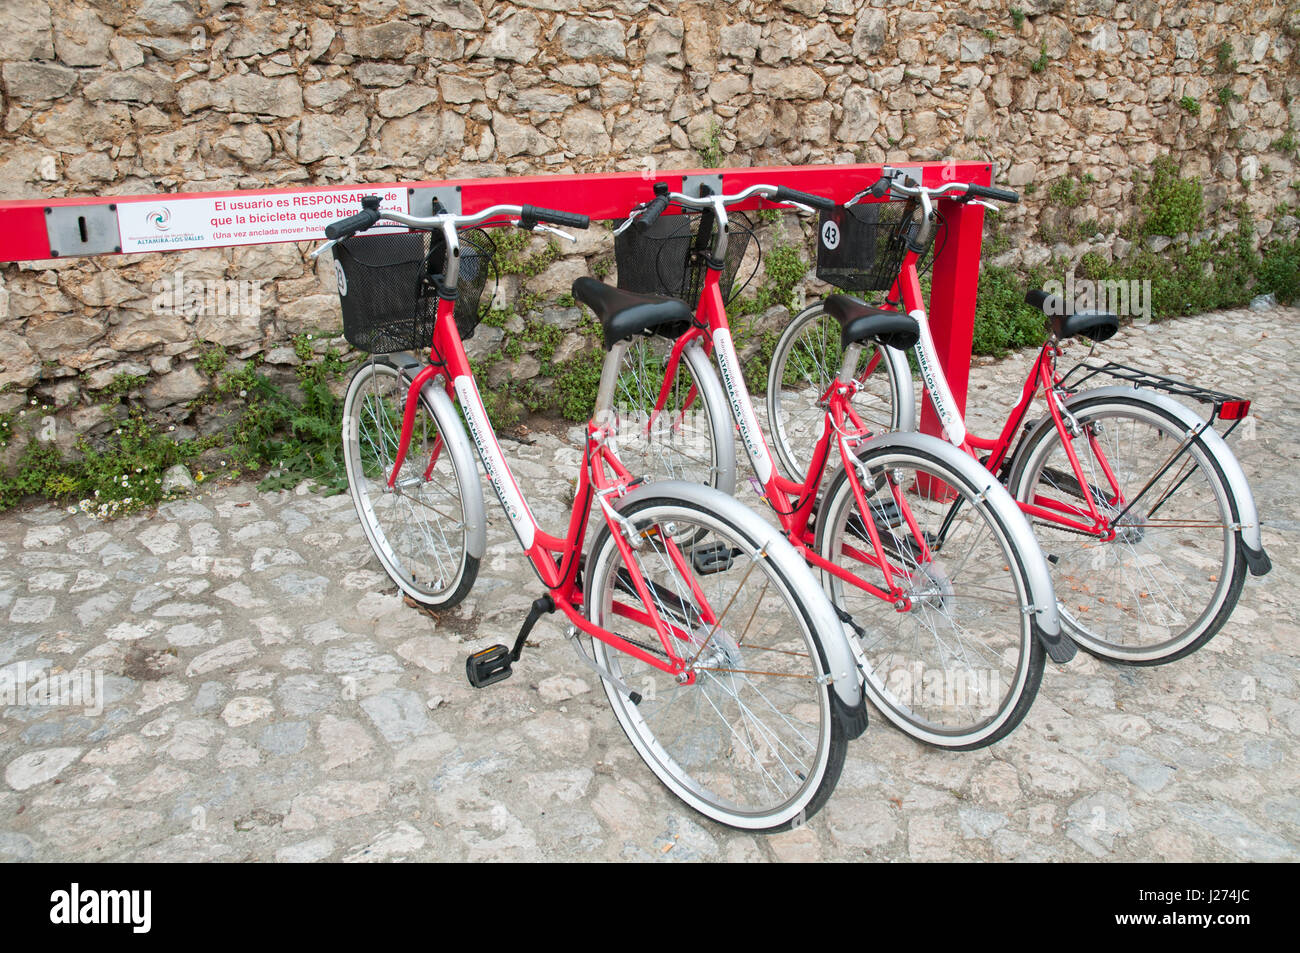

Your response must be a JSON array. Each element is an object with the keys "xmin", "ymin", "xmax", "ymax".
[
  {"xmin": 628, "ymin": 181, "xmax": 834, "ymax": 231},
  {"xmin": 324, "ymin": 198, "xmax": 590, "ymax": 241},
  {"xmin": 859, "ymin": 171, "xmax": 1019, "ymax": 205}
]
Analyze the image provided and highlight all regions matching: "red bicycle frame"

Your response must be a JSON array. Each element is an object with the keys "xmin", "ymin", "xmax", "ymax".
[
  {"xmin": 883, "ymin": 245, "xmax": 1125, "ymax": 538},
  {"xmin": 380, "ymin": 293, "xmax": 725, "ymax": 682},
  {"xmin": 657, "ymin": 262, "xmax": 925, "ymax": 611}
]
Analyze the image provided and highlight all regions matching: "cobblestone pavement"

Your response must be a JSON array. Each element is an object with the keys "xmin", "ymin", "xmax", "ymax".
[{"xmin": 2, "ymin": 305, "xmax": 1297, "ymax": 863}]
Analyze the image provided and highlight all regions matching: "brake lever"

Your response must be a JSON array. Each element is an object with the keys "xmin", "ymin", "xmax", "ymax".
[
  {"xmin": 310, "ymin": 239, "xmax": 338, "ymax": 260},
  {"xmin": 777, "ymin": 200, "xmax": 817, "ymax": 216},
  {"xmin": 512, "ymin": 219, "xmax": 578, "ymax": 243},
  {"xmin": 533, "ymin": 222, "xmax": 578, "ymax": 243},
  {"xmin": 966, "ymin": 199, "xmax": 999, "ymax": 213}
]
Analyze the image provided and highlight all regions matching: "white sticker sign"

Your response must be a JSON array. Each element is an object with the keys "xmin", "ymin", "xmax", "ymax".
[{"xmin": 116, "ymin": 188, "xmax": 410, "ymax": 253}]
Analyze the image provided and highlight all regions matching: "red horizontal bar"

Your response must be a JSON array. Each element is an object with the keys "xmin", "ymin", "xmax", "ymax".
[{"xmin": 0, "ymin": 161, "xmax": 993, "ymax": 263}]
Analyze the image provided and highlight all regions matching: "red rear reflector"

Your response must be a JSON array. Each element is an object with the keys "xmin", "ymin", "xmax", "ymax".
[{"xmin": 1218, "ymin": 400, "xmax": 1250, "ymax": 420}]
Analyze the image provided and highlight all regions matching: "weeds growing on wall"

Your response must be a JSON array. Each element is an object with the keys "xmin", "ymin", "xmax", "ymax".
[{"xmin": 0, "ymin": 334, "xmax": 353, "ymax": 515}]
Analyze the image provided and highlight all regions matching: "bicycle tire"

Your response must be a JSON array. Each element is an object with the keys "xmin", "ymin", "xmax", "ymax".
[
  {"xmin": 343, "ymin": 358, "xmax": 482, "ymax": 608},
  {"xmin": 815, "ymin": 439, "xmax": 1044, "ymax": 749},
  {"xmin": 766, "ymin": 301, "xmax": 914, "ymax": 482},
  {"xmin": 585, "ymin": 493, "xmax": 847, "ymax": 830},
  {"xmin": 1006, "ymin": 392, "xmax": 1246, "ymax": 664}
]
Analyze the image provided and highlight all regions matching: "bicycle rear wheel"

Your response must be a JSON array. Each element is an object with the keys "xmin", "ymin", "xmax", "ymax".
[
  {"xmin": 815, "ymin": 440, "xmax": 1044, "ymax": 749},
  {"xmin": 343, "ymin": 358, "xmax": 481, "ymax": 608},
  {"xmin": 609, "ymin": 336, "xmax": 736, "ymax": 494},
  {"xmin": 585, "ymin": 494, "xmax": 847, "ymax": 831},
  {"xmin": 767, "ymin": 302, "xmax": 913, "ymax": 481},
  {"xmin": 1007, "ymin": 393, "xmax": 1245, "ymax": 664}
]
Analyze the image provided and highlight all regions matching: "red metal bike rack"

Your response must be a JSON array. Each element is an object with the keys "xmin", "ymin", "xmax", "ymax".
[{"xmin": 0, "ymin": 160, "xmax": 993, "ymax": 428}]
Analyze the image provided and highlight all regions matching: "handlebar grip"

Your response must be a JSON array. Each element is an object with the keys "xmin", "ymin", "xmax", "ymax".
[
  {"xmin": 324, "ymin": 195, "xmax": 383, "ymax": 240},
  {"xmin": 967, "ymin": 183, "xmax": 1020, "ymax": 204},
  {"xmin": 773, "ymin": 186, "xmax": 835, "ymax": 211},
  {"xmin": 324, "ymin": 208, "xmax": 381, "ymax": 240},
  {"xmin": 521, "ymin": 205, "xmax": 590, "ymax": 229},
  {"xmin": 638, "ymin": 194, "xmax": 671, "ymax": 229}
]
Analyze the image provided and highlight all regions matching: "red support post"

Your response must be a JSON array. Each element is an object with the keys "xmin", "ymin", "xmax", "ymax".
[{"xmin": 921, "ymin": 193, "xmax": 987, "ymax": 435}]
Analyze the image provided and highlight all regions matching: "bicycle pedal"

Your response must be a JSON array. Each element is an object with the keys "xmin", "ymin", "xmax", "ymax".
[
  {"xmin": 691, "ymin": 541, "xmax": 741, "ymax": 575},
  {"xmin": 466, "ymin": 644, "xmax": 513, "ymax": 688}
]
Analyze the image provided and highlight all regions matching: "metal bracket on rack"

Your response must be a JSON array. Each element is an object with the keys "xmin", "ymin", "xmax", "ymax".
[
  {"xmin": 682, "ymin": 173, "xmax": 724, "ymax": 199},
  {"xmin": 408, "ymin": 186, "xmax": 463, "ymax": 217},
  {"xmin": 44, "ymin": 204, "xmax": 121, "ymax": 257}
]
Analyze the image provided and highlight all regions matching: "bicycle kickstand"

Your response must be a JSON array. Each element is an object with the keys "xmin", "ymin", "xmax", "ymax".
[{"xmin": 465, "ymin": 595, "xmax": 555, "ymax": 688}]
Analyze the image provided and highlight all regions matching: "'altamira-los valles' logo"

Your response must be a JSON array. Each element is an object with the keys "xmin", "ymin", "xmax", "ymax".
[{"xmin": 50, "ymin": 884, "xmax": 151, "ymax": 934}]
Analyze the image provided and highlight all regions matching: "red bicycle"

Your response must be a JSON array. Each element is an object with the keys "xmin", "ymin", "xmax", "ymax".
[
  {"xmin": 319, "ymin": 196, "xmax": 866, "ymax": 831},
  {"xmin": 766, "ymin": 169, "xmax": 1272, "ymax": 664},
  {"xmin": 606, "ymin": 182, "xmax": 1071, "ymax": 750}
]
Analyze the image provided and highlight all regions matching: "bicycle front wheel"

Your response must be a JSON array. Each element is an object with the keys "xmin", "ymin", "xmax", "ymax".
[
  {"xmin": 1007, "ymin": 393, "xmax": 1245, "ymax": 664},
  {"xmin": 610, "ymin": 336, "xmax": 736, "ymax": 494},
  {"xmin": 585, "ymin": 495, "xmax": 847, "ymax": 831},
  {"xmin": 815, "ymin": 441, "xmax": 1044, "ymax": 749},
  {"xmin": 767, "ymin": 301, "xmax": 913, "ymax": 481},
  {"xmin": 343, "ymin": 358, "xmax": 481, "ymax": 608}
]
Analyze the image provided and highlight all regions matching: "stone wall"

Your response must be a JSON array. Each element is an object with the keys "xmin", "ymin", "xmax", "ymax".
[{"xmin": 1, "ymin": 0, "xmax": 1298, "ymax": 443}]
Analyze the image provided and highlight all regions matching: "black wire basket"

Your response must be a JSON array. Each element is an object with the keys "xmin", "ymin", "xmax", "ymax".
[
  {"xmin": 815, "ymin": 199, "xmax": 925, "ymax": 293},
  {"xmin": 331, "ymin": 228, "xmax": 494, "ymax": 353},
  {"xmin": 614, "ymin": 210, "xmax": 755, "ymax": 304}
]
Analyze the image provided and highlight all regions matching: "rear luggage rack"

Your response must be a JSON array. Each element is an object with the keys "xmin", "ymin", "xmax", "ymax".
[{"xmin": 1059, "ymin": 361, "xmax": 1252, "ymax": 437}]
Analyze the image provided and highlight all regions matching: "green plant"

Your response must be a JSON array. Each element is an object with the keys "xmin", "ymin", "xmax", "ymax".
[
  {"xmin": 196, "ymin": 342, "xmax": 230, "ymax": 379},
  {"xmin": 1010, "ymin": 8, "xmax": 1025, "ymax": 29},
  {"xmin": 1215, "ymin": 39, "xmax": 1237, "ymax": 71},
  {"xmin": 1140, "ymin": 156, "xmax": 1204, "ymax": 236},
  {"xmin": 491, "ymin": 230, "xmax": 561, "ymax": 280},
  {"xmin": 96, "ymin": 372, "xmax": 149, "ymax": 401},
  {"xmin": 1218, "ymin": 86, "xmax": 1238, "ymax": 106},
  {"xmin": 1047, "ymin": 176, "xmax": 1088, "ymax": 208},
  {"xmin": 1258, "ymin": 233, "xmax": 1300, "ymax": 303},
  {"xmin": 981, "ymin": 28, "xmax": 997, "ymax": 41},
  {"xmin": 554, "ymin": 344, "xmax": 605, "ymax": 421},
  {"xmin": 1273, "ymin": 130, "xmax": 1298, "ymax": 154},
  {"xmin": 730, "ymin": 240, "xmax": 807, "ymax": 318},
  {"xmin": 698, "ymin": 121, "xmax": 725, "ymax": 169},
  {"xmin": 1030, "ymin": 43, "xmax": 1049, "ymax": 73},
  {"xmin": 1, "ymin": 340, "xmax": 357, "ymax": 514},
  {"xmin": 1178, "ymin": 95, "xmax": 1201, "ymax": 115},
  {"xmin": 972, "ymin": 263, "xmax": 1049, "ymax": 355}
]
